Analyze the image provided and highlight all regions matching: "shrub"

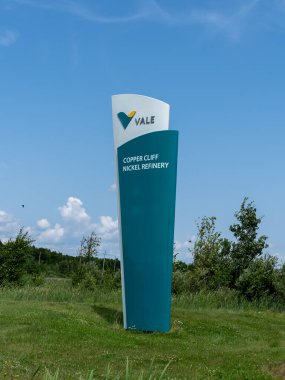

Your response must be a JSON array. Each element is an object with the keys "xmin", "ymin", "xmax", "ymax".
[
  {"xmin": 0, "ymin": 228, "xmax": 34, "ymax": 285},
  {"xmin": 236, "ymin": 255, "xmax": 278, "ymax": 300}
]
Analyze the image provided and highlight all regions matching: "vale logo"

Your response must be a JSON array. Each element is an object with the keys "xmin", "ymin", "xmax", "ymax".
[{"xmin": 117, "ymin": 111, "xmax": 136, "ymax": 129}]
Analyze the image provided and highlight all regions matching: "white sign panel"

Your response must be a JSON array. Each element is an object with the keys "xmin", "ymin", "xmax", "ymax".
[{"xmin": 112, "ymin": 94, "xmax": 170, "ymax": 150}]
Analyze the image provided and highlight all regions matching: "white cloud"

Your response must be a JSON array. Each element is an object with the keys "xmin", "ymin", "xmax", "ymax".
[
  {"xmin": 175, "ymin": 240, "xmax": 190, "ymax": 252},
  {"xmin": 3, "ymin": 0, "xmax": 266, "ymax": 42},
  {"xmin": 0, "ymin": 29, "xmax": 18, "ymax": 46},
  {"xmin": 109, "ymin": 183, "xmax": 116, "ymax": 192},
  {"xmin": 47, "ymin": 196, "xmax": 118, "ymax": 249},
  {"xmin": 10, "ymin": 0, "xmax": 151, "ymax": 23},
  {"xmin": 176, "ymin": 0, "xmax": 260, "ymax": 40},
  {"xmin": 0, "ymin": 210, "xmax": 19, "ymax": 240},
  {"xmin": 59, "ymin": 196, "xmax": 90, "ymax": 223},
  {"xmin": 190, "ymin": 10, "xmax": 229, "ymax": 28},
  {"xmin": 0, "ymin": 198, "xmax": 116, "ymax": 258},
  {"xmin": 174, "ymin": 236, "xmax": 196, "ymax": 263},
  {"xmin": 96, "ymin": 216, "xmax": 118, "ymax": 240},
  {"xmin": 38, "ymin": 223, "xmax": 64, "ymax": 243},
  {"xmin": 98, "ymin": 241, "xmax": 120, "ymax": 259},
  {"xmin": 37, "ymin": 218, "xmax": 50, "ymax": 229},
  {"xmin": 0, "ymin": 210, "xmax": 12, "ymax": 224},
  {"xmin": 7, "ymin": 0, "xmax": 259, "ymax": 40}
]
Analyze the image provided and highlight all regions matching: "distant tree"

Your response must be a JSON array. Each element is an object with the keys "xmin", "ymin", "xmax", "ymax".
[
  {"xmin": 0, "ymin": 228, "xmax": 34, "ymax": 285},
  {"xmin": 190, "ymin": 216, "xmax": 231, "ymax": 290},
  {"xmin": 79, "ymin": 232, "xmax": 101, "ymax": 262},
  {"xmin": 229, "ymin": 198, "xmax": 268, "ymax": 287}
]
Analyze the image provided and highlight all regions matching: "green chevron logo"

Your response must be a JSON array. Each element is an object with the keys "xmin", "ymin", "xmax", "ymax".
[{"xmin": 117, "ymin": 111, "xmax": 136, "ymax": 129}]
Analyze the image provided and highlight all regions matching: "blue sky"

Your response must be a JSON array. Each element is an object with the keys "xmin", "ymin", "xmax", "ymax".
[{"xmin": 0, "ymin": 0, "xmax": 285, "ymax": 262}]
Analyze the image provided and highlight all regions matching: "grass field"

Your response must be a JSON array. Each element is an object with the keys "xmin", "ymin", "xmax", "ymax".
[{"xmin": 0, "ymin": 279, "xmax": 284, "ymax": 379}]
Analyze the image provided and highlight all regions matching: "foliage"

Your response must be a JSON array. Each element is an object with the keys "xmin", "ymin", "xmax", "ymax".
[
  {"xmin": 30, "ymin": 246, "xmax": 78, "ymax": 277},
  {"xmin": 189, "ymin": 216, "xmax": 232, "ymax": 290},
  {"xmin": 171, "ymin": 198, "xmax": 284, "ymax": 303},
  {"xmin": 72, "ymin": 262, "xmax": 101, "ymax": 290},
  {"xmin": 275, "ymin": 262, "xmax": 285, "ymax": 300},
  {"xmin": 172, "ymin": 270, "xmax": 188, "ymax": 294},
  {"xmin": 73, "ymin": 233, "xmax": 121, "ymax": 291},
  {"xmin": 79, "ymin": 232, "xmax": 101, "ymax": 262},
  {"xmin": 235, "ymin": 255, "xmax": 278, "ymax": 300},
  {"xmin": 0, "ymin": 197, "xmax": 283, "ymax": 306},
  {"xmin": 72, "ymin": 260, "xmax": 121, "ymax": 291},
  {"xmin": 0, "ymin": 228, "xmax": 34, "ymax": 285},
  {"xmin": 229, "ymin": 197, "xmax": 268, "ymax": 286}
]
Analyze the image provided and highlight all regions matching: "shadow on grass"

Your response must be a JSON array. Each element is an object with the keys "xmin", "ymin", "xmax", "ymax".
[
  {"xmin": 92, "ymin": 306, "xmax": 157, "ymax": 335},
  {"xmin": 92, "ymin": 305, "xmax": 123, "ymax": 326}
]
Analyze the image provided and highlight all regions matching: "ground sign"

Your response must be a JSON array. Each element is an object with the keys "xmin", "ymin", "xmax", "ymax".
[{"xmin": 112, "ymin": 94, "xmax": 178, "ymax": 332}]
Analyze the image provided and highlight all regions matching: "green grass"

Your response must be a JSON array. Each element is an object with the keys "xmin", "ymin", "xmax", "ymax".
[{"xmin": 0, "ymin": 280, "xmax": 284, "ymax": 379}]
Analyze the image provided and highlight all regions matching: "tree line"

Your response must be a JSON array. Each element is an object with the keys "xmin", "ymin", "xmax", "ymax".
[
  {"xmin": 0, "ymin": 229, "xmax": 121, "ymax": 290},
  {"xmin": 0, "ymin": 198, "xmax": 284, "ymax": 305}
]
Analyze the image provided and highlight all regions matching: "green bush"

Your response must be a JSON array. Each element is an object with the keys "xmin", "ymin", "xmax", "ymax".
[
  {"xmin": 234, "ymin": 255, "xmax": 278, "ymax": 300},
  {"xmin": 273, "ymin": 262, "xmax": 285, "ymax": 301},
  {"xmin": 72, "ymin": 261, "xmax": 121, "ymax": 291},
  {"xmin": 172, "ymin": 270, "xmax": 188, "ymax": 294},
  {"xmin": 0, "ymin": 228, "xmax": 34, "ymax": 285},
  {"xmin": 78, "ymin": 271, "xmax": 99, "ymax": 291}
]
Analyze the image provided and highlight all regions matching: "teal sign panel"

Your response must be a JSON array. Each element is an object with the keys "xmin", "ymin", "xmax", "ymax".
[{"xmin": 117, "ymin": 130, "xmax": 178, "ymax": 332}]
